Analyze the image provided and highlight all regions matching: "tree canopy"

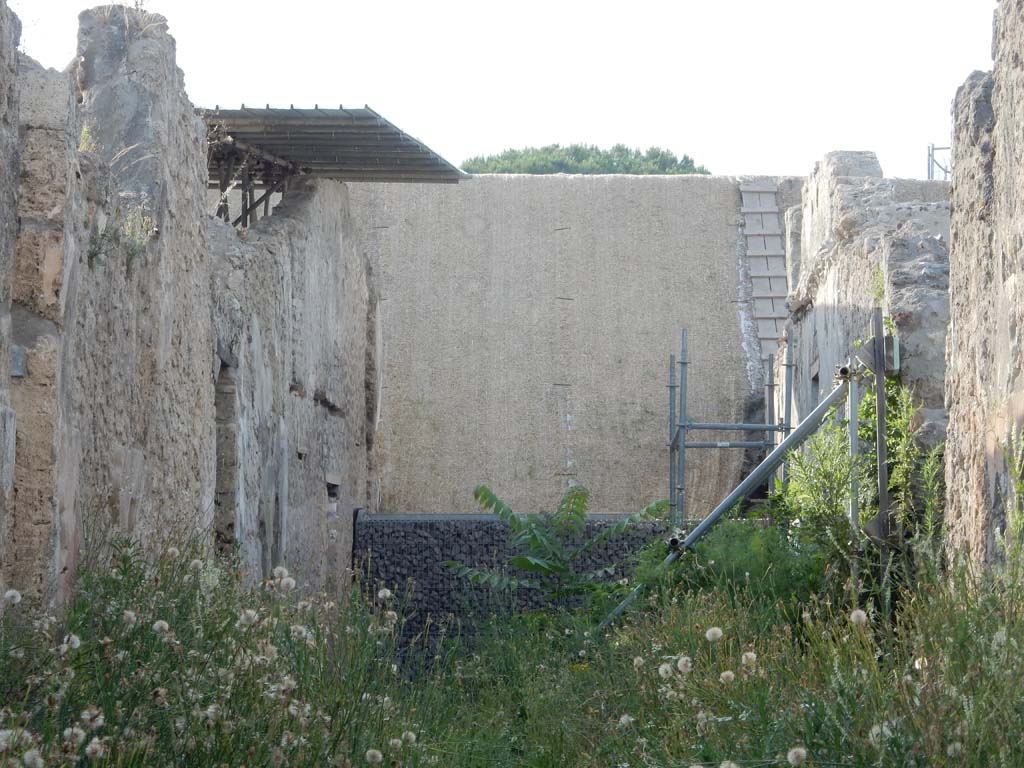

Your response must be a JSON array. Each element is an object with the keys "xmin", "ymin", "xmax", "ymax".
[{"xmin": 461, "ymin": 144, "xmax": 710, "ymax": 175}]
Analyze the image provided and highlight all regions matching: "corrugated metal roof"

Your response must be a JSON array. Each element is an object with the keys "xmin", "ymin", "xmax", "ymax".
[{"xmin": 200, "ymin": 105, "xmax": 464, "ymax": 184}]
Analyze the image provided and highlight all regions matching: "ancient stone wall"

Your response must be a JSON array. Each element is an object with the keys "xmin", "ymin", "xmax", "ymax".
[
  {"xmin": 946, "ymin": 0, "xmax": 1024, "ymax": 562},
  {"xmin": 777, "ymin": 152, "xmax": 950, "ymax": 446},
  {"xmin": 0, "ymin": 0, "xmax": 18, "ymax": 605},
  {"xmin": 209, "ymin": 178, "xmax": 373, "ymax": 597},
  {"xmin": 347, "ymin": 175, "xmax": 800, "ymax": 518}
]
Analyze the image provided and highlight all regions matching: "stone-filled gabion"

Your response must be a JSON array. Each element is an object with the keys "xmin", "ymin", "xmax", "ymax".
[{"xmin": 353, "ymin": 513, "xmax": 668, "ymax": 631}]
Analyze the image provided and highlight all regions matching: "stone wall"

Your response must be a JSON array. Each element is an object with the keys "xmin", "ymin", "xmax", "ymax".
[
  {"xmin": 209, "ymin": 178, "xmax": 374, "ymax": 597},
  {"xmin": 0, "ymin": 0, "xmax": 18, "ymax": 606},
  {"xmin": 946, "ymin": 0, "xmax": 1024, "ymax": 562},
  {"xmin": 777, "ymin": 152, "xmax": 950, "ymax": 445},
  {"xmin": 0, "ymin": 6, "xmax": 374, "ymax": 607},
  {"xmin": 347, "ymin": 175, "xmax": 801, "ymax": 518}
]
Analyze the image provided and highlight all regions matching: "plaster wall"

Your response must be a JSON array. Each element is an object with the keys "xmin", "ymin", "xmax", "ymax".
[
  {"xmin": 946, "ymin": 0, "xmax": 1024, "ymax": 562},
  {"xmin": 348, "ymin": 175, "xmax": 800, "ymax": 518}
]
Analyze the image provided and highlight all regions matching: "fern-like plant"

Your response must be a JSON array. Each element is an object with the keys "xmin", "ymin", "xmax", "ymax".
[{"xmin": 445, "ymin": 485, "xmax": 666, "ymax": 601}]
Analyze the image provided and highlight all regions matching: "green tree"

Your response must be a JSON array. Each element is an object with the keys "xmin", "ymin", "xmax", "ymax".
[{"xmin": 461, "ymin": 143, "xmax": 710, "ymax": 175}]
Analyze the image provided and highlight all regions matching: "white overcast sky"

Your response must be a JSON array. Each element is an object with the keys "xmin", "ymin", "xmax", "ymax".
[{"xmin": 11, "ymin": 0, "xmax": 995, "ymax": 179}]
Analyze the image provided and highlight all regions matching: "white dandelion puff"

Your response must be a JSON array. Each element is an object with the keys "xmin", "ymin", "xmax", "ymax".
[
  {"xmin": 402, "ymin": 731, "xmax": 417, "ymax": 744},
  {"xmin": 389, "ymin": 738, "xmax": 402, "ymax": 749},
  {"xmin": 238, "ymin": 609, "xmax": 258, "ymax": 627},
  {"xmin": 152, "ymin": 620, "xmax": 170, "ymax": 634},
  {"xmin": 850, "ymin": 609, "xmax": 869, "ymax": 627},
  {"xmin": 741, "ymin": 651, "xmax": 757, "ymax": 667},
  {"xmin": 122, "ymin": 610, "xmax": 137, "ymax": 626},
  {"xmin": 3, "ymin": 589, "xmax": 21, "ymax": 605},
  {"xmin": 22, "ymin": 749, "xmax": 44, "ymax": 768},
  {"xmin": 719, "ymin": 670, "xmax": 735, "ymax": 684},
  {"xmin": 658, "ymin": 662, "xmax": 674, "ymax": 679},
  {"xmin": 80, "ymin": 706, "xmax": 105, "ymax": 730},
  {"xmin": 787, "ymin": 746, "xmax": 808, "ymax": 766},
  {"xmin": 365, "ymin": 748, "xmax": 384, "ymax": 764},
  {"xmin": 633, "ymin": 656, "xmax": 644, "ymax": 669},
  {"xmin": 618, "ymin": 714, "xmax": 635, "ymax": 727},
  {"xmin": 273, "ymin": 566, "xmax": 289, "ymax": 580},
  {"xmin": 165, "ymin": 547, "xmax": 180, "ymax": 559},
  {"xmin": 85, "ymin": 736, "xmax": 105, "ymax": 760},
  {"xmin": 676, "ymin": 655, "xmax": 693, "ymax": 674},
  {"xmin": 705, "ymin": 627, "xmax": 724, "ymax": 642},
  {"xmin": 377, "ymin": 588, "xmax": 393, "ymax": 601},
  {"xmin": 62, "ymin": 726, "xmax": 86, "ymax": 746},
  {"xmin": 279, "ymin": 576, "xmax": 296, "ymax": 592}
]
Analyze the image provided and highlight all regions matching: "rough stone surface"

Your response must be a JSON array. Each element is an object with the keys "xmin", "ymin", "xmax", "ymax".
[
  {"xmin": 779, "ymin": 152, "xmax": 950, "ymax": 446},
  {"xmin": 0, "ymin": 0, "xmax": 17, "ymax": 606},
  {"xmin": 347, "ymin": 175, "xmax": 800, "ymax": 518},
  {"xmin": 353, "ymin": 514, "xmax": 668, "ymax": 628},
  {"xmin": 946, "ymin": 0, "xmax": 1024, "ymax": 562},
  {"xmin": 209, "ymin": 178, "xmax": 373, "ymax": 596}
]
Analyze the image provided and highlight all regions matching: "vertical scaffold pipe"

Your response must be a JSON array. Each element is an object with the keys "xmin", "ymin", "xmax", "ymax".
[
  {"xmin": 668, "ymin": 354, "xmax": 677, "ymax": 517},
  {"xmin": 676, "ymin": 331, "xmax": 688, "ymax": 527},
  {"xmin": 599, "ymin": 374, "xmax": 851, "ymax": 632}
]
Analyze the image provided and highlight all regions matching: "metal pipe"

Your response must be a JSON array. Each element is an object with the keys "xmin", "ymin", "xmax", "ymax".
[
  {"xmin": 684, "ymin": 441, "xmax": 772, "ymax": 449},
  {"xmin": 599, "ymin": 374, "xmax": 851, "ymax": 632},
  {"xmin": 848, "ymin": 374, "xmax": 860, "ymax": 591},
  {"xmin": 676, "ymin": 331, "xmax": 688, "ymax": 527},
  {"xmin": 765, "ymin": 357, "xmax": 775, "ymax": 434},
  {"xmin": 783, "ymin": 333, "xmax": 794, "ymax": 486},
  {"xmin": 668, "ymin": 354, "xmax": 677, "ymax": 515},
  {"xmin": 685, "ymin": 422, "xmax": 785, "ymax": 432}
]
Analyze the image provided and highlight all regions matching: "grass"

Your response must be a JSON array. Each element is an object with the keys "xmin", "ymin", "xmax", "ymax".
[{"xmin": 3, "ymin": 535, "xmax": 1024, "ymax": 766}]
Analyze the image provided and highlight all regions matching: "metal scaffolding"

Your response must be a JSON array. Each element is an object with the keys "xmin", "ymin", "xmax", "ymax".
[{"xmin": 667, "ymin": 330, "xmax": 792, "ymax": 527}]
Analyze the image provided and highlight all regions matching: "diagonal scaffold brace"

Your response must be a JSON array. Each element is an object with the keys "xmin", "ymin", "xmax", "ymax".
[{"xmin": 599, "ymin": 363, "xmax": 856, "ymax": 633}]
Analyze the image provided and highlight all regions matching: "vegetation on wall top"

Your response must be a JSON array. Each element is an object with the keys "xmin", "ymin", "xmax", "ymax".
[{"xmin": 461, "ymin": 144, "xmax": 710, "ymax": 175}]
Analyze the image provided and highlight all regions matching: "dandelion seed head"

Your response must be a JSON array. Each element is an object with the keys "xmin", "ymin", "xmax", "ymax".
[
  {"xmin": 402, "ymin": 730, "xmax": 417, "ymax": 744},
  {"xmin": 3, "ymin": 589, "xmax": 21, "ymax": 605},
  {"xmin": 389, "ymin": 738, "xmax": 402, "ymax": 749},
  {"xmin": 741, "ymin": 651, "xmax": 757, "ymax": 667},
  {"xmin": 705, "ymin": 626, "xmax": 723, "ymax": 642},
  {"xmin": 152, "ymin": 620, "xmax": 170, "ymax": 634},
  {"xmin": 658, "ymin": 662, "xmax": 673, "ymax": 679},
  {"xmin": 787, "ymin": 746, "xmax": 808, "ymax": 766},
  {"xmin": 85, "ymin": 736, "xmax": 105, "ymax": 759},
  {"xmin": 122, "ymin": 610, "xmax": 137, "ymax": 626},
  {"xmin": 238, "ymin": 609, "xmax": 258, "ymax": 627},
  {"xmin": 377, "ymin": 588, "xmax": 393, "ymax": 601},
  {"xmin": 720, "ymin": 670, "xmax": 735, "ymax": 684},
  {"xmin": 22, "ymin": 748, "xmax": 43, "ymax": 768},
  {"xmin": 850, "ymin": 609, "xmax": 869, "ymax": 627},
  {"xmin": 80, "ymin": 706, "xmax": 105, "ymax": 730},
  {"xmin": 279, "ymin": 576, "xmax": 296, "ymax": 592},
  {"xmin": 165, "ymin": 547, "xmax": 180, "ymax": 559},
  {"xmin": 62, "ymin": 727, "xmax": 86, "ymax": 746},
  {"xmin": 365, "ymin": 748, "xmax": 384, "ymax": 764},
  {"xmin": 618, "ymin": 714, "xmax": 634, "ymax": 727},
  {"xmin": 188, "ymin": 559, "xmax": 203, "ymax": 572},
  {"xmin": 676, "ymin": 655, "xmax": 693, "ymax": 674},
  {"xmin": 273, "ymin": 566, "xmax": 289, "ymax": 579},
  {"xmin": 633, "ymin": 656, "xmax": 644, "ymax": 669},
  {"xmin": 65, "ymin": 634, "xmax": 81, "ymax": 650}
]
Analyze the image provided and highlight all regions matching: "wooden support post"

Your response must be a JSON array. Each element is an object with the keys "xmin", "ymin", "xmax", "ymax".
[{"xmin": 872, "ymin": 308, "xmax": 892, "ymax": 615}]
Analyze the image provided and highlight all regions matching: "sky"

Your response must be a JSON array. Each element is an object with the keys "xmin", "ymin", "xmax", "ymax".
[{"xmin": 10, "ymin": 0, "xmax": 995, "ymax": 179}]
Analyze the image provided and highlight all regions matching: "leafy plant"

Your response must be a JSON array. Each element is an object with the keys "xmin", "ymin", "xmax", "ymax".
[
  {"xmin": 461, "ymin": 144, "xmax": 709, "ymax": 175},
  {"xmin": 445, "ymin": 484, "xmax": 666, "ymax": 601}
]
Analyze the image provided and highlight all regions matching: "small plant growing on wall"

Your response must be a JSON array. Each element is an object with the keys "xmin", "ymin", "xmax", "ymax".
[
  {"xmin": 445, "ymin": 485, "xmax": 666, "ymax": 601},
  {"xmin": 87, "ymin": 203, "xmax": 156, "ymax": 270}
]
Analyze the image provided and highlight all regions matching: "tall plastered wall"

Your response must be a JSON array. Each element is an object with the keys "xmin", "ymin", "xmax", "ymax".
[
  {"xmin": 777, "ymin": 152, "xmax": 950, "ymax": 443},
  {"xmin": 210, "ymin": 178, "xmax": 373, "ymax": 597},
  {"xmin": 0, "ymin": 0, "xmax": 18, "ymax": 606},
  {"xmin": 348, "ymin": 175, "xmax": 800, "ymax": 517},
  {"xmin": 946, "ymin": 0, "xmax": 1024, "ymax": 562}
]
